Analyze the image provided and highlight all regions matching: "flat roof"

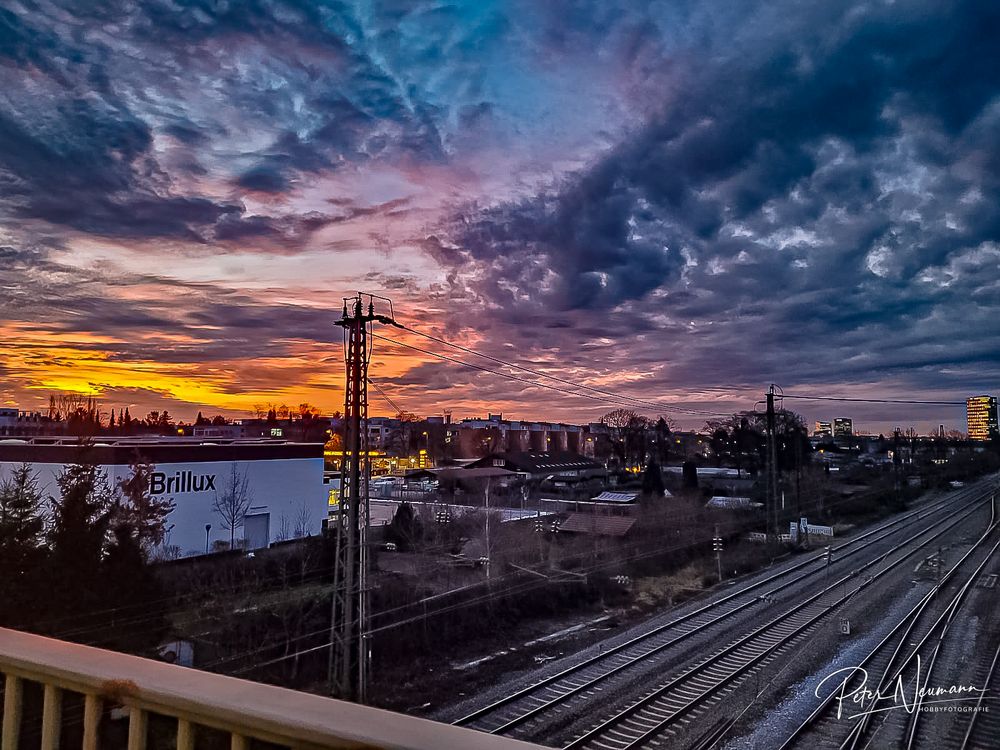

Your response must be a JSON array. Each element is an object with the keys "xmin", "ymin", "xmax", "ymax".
[
  {"xmin": 406, "ymin": 467, "xmax": 518, "ymax": 480},
  {"xmin": 369, "ymin": 499, "xmax": 552, "ymax": 525},
  {"xmin": 558, "ymin": 513, "xmax": 636, "ymax": 537},
  {"xmin": 0, "ymin": 438, "xmax": 323, "ymax": 465}
]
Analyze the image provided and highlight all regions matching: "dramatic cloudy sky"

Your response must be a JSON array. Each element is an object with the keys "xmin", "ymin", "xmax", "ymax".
[{"xmin": 1, "ymin": 0, "xmax": 998, "ymax": 431}]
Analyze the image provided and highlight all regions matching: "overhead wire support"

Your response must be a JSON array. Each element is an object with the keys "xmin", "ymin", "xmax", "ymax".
[
  {"xmin": 328, "ymin": 292, "xmax": 397, "ymax": 704},
  {"xmin": 766, "ymin": 384, "xmax": 781, "ymax": 540}
]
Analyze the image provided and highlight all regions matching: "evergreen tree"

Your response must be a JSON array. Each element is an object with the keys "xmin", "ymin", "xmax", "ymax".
[
  {"xmin": 47, "ymin": 455, "xmax": 118, "ymax": 623},
  {"xmin": 682, "ymin": 460, "xmax": 699, "ymax": 490},
  {"xmin": 640, "ymin": 460, "xmax": 666, "ymax": 499},
  {"xmin": 386, "ymin": 502, "xmax": 423, "ymax": 551},
  {"xmin": 0, "ymin": 464, "xmax": 45, "ymax": 626},
  {"xmin": 0, "ymin": 463, "xmax": 44, "ymax": 549},
  {"xmin": 117, "ymin": 454, "xmax": 175, "ymax": 553},
  {"xmin": 101, "ymin": 524, "xmax": 167, "ymax": 653},
  {"xmin": 108, "ymin": 409, "xmax": 116, "ymax": 429}
]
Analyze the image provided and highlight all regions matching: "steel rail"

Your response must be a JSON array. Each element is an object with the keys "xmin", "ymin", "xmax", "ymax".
[
  {"xmin": 455, "ymin": 483, "xmax": 987, "ymax": 732},
  {"xmin": 842, "ymin": 522, "xmax": 1000, "ymax": 749},
  {"xmin": 487, "ymin": 491, "xmax": 981, "ymax": 737},
  {"xmin": 564, "ymin": 492, "xmax": 995, "ymax": 750},
  {"xmin": 775, "ymin": 511, "xmax": 1000, "ymax": 750},
  {"xmin": 867, "ymin": 535, "xmax": 1000, "ymax": 750},
  {"xmin": 959, "ymin": 640, "xmax": 1000, "ymax": 750}
]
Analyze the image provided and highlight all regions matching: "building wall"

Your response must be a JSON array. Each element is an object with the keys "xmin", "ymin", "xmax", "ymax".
[
  {"xmin": 0, "ymin": 450, "xmax": 327, "ymax": 557},
  {"xmin": 0, "ymin": 410, "xmax": 54, "ymax": 437},
  {"xmin": 967, "ymin": 396, "xmax": 999, "ymax": 440},
  {"xmin": 833, "ymin": 418, "xmax": 854, "ymax": 437}
]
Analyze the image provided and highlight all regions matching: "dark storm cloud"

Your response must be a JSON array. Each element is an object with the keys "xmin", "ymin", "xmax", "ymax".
[
  {"xmin": 440, "ymin": 0, "xmax": 1000, "ymax": 414},
  {"xmin": 0, "ymin": 0, "xmax": 456, "ymax": 246},
  {"xmin": 234, "ymin": 166, "xmax": 290, "ymax": 194},
  {"xmin": 2, "ymin": 0, "xmax": 998, "ymax": 426}
]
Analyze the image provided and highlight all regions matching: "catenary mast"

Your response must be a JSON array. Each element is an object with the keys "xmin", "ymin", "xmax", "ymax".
[{"xmin": 329, "ymin": 292, "xmax": 397, "ymax": 703}]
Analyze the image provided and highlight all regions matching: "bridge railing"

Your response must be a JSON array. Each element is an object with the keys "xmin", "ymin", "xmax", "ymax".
[{"xmin": 0, "ymin": 627, "xmax": 542, "ymax": 750}]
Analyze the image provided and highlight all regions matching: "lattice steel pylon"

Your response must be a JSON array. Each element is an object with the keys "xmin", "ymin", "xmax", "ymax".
[{"xmin": 329, "ymin": 293, "xmax": 397, "ymax": 703}]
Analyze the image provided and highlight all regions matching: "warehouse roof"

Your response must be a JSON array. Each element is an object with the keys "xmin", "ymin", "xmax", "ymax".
[
  {"xmin": 706, "ymin": 496, "xmax": 761, "ymax": 510},
  {"xmin": 558, "ymin": 513, "xmax": 636, "ymax": 537},
  {"xmin": 0, "ymin": 437, "xmax": 323, "ymax": 464},
  {"xmin": 468, "ymin": 451, "xmax": 604, "ymax": 474},
  {"xmin": 589, "ymin": 491, "xmax": 639, "ymax": 503},
  {"xmin": 405, "ymin": 467, "xmax": 517, "ymax": 481}
]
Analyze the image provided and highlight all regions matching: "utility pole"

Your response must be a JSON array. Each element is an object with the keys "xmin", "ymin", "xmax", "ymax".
[
  {"xmin": 766, "ymin": 385, "xmax": 779, "ymax": 540},
  {"xmin": 484, "ymin": 476, "xmax": 492, "ymax": 582},
  {"xmin": 329, "ymin": 293, "xmax": 397, "ymax": 704},
  {"xmin": 713, "ymin": 525, "xmax": 723, "ymax": 583},
  {"xmin": 893, "ymin": 427, "xmax": 902, "ymax": 502},
  {"xmin": 794, "ymin": 430, "xmax": 802, "ymax": 522}
]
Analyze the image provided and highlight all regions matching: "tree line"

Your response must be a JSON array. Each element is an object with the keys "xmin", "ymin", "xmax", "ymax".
[{"xmin": 0, "ymin": 445, "xmax": 174, "ymax": 653}]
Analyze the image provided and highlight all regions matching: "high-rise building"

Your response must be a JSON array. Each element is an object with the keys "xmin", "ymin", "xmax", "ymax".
[
  {"xmin": 966, "ymin": 395, "xmax": 998, "ymax": 440},
  {"xmin": 833, "ymin": 418, "xmax": 853, "ymax": 438},
  {"xmin": 814, "ymin": 420, "xmax": 832, "ymax": 437}
]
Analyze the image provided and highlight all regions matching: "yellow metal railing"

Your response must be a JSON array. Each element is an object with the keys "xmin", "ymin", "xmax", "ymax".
[{"xmin": 0, "ymin": 628, "xmax": 543, "ymax": 750}]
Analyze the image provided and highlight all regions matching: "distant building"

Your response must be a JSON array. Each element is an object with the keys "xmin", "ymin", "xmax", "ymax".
[
  {"xmin": 467, "ymin": 451, "xmax": 605, "ymax": 481},
  {"xmin": 833, "ymin": 418, "xmax": 854, "ymax": 438},
  {"xmin": 192, "ymin": 423, "xmax": 246, "ymax": 439},
  {"xmin": 966, "ymin": 396, "xmax": 998, "ymax": 441},
  {"xmin": 366, "ymin": 416, "xmax": 401, "ymax": 449},
  {"xmin": 447, "ymin": 414, "xmax": 592, "ymax": 458},
  {"xmin": 0, "ymin": 407, "xmax": 55, "ymax": 437},
  {"xmin": 814, "ymin": 420, "xmax": 832, "ymax": 437}
]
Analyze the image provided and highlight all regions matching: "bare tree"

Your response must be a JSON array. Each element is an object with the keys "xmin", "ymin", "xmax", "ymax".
[
  {"xmin": 275, "ymin": 514, "xmax": 292, "ymax": 543},
  {"xmin": 212, "ymin": 464, "xmax": 253, "ymax": 549},
  {"xmin": 600, "ymin": 408, "xmax": 650, "ymax": 470},
  {"xmin": 293, "ymin": 502, "xmax": 313, "ymax": 538},
  {"xmin": 297, "ymin": 403, "xmax": 321, "ymax": 419}
]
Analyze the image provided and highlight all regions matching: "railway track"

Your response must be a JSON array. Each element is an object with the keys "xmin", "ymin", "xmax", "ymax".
[
  {"xmin": 562, "ymin": 492, "xmax": 995, "ymax": 750},
  {"xmin": 453, "ymin": 480, "xmax": 996, "ymax": 744},
  {"xmin": 957, "ymin": 641, "xmax": 1000, "ymax": 750},
  {"xmin": 777, "ymin": 513, "xmax": 1000, "ymax": 750}
]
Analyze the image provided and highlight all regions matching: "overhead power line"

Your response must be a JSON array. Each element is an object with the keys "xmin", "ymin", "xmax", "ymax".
[
  {"xmin": 397, "ymin": 323, "xmax": 716, "ymax": 414},
  {"xmin": 228, "ymin": 484, "xmax": 913, "ymax": 672},
  {"xmin": 780, "ymin": 394, "xmax": 965, "ymax": 406},
  {"xmin": 373, "ymin": 331, "xmax": 733, "ymax": 418},
  {"xmin": 369, "ymin": 378, "xmax": 404, "ymax": 415}
]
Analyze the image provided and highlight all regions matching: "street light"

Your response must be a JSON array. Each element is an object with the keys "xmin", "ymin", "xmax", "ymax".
[{"xmin": 205, "ymin": 523, "xmax": 212, "ymax": 554}]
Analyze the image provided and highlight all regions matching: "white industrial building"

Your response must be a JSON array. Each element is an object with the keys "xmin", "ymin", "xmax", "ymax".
[{"xmin": 0, "ymin": 437, "xmax": 328, "ymax": 557}]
